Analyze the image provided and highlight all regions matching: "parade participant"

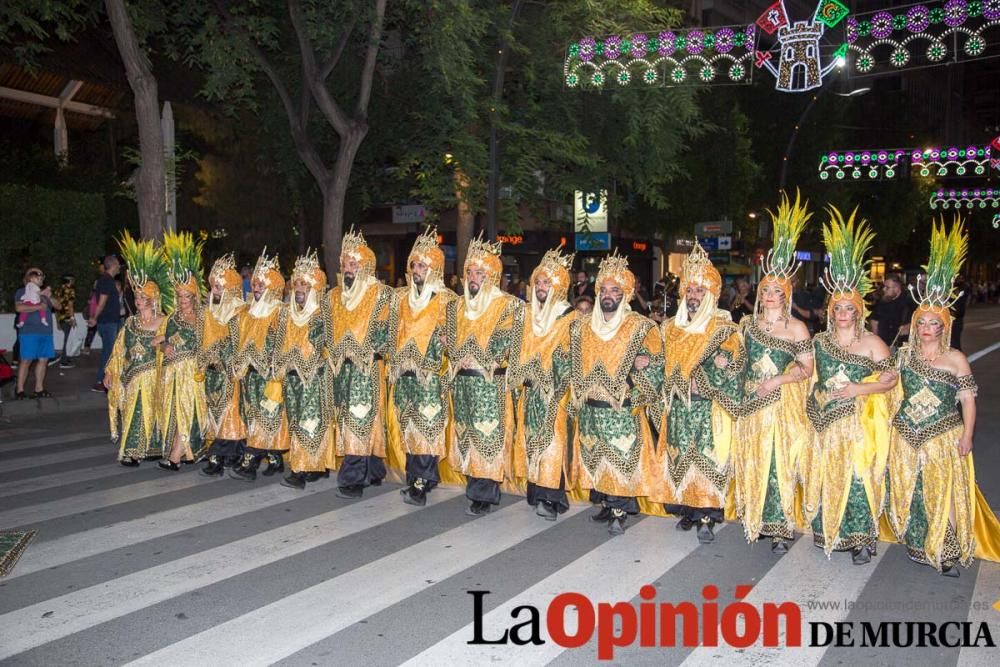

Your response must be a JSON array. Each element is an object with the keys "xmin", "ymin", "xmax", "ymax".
[
  {"xmin": 278, "ymin": 250, "xmax": 335, "ymax": 490},
  {"xmin": 156, "ymin": 232, "xmax": 208, "ymax": 471},
  {"xmin": 887, "ymin": 218, "xmax": 1000, "ymax": 576},
  {"xmin": 327, "ymin": 228, "xmax": 393, "ymax": 498},
  {"xmin": 569, "ymin": 251, "xmax": 663, "ymax": 536},
  {"xmin": 508, "ymin": 248, "xmax": 576, "ymax": 521},
  {"xmin": 801, "ymin": 207, "xmax": 897, "ymax": 565},
  {"xmin": 104, "ymin": 233, "xmax": 172, "ymax": 466},
  {"xmin": 447, "ymin": 233, "xmax": 524, "ymax": 515},
  {"xmin": 386, "ymin": 227, "xmax": 458, "ymax": 507},
  {"xmin": 734, "ymin": 192, "xmax": 814, "ymax": 552},
  {"xmin": 229, "ymin": 248, "xmax": 289, "ymax": 481},
  {"xmin": 657, "ymin": 243, "xmax": 743, "ymax": 544},
  {"xmin": 197, "ymin": 254, "xmax": 248, "ymax": 477}
]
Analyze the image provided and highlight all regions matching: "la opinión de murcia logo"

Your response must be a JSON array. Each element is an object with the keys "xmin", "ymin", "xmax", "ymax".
[{"xmin": 467, "ymin": 587, "xmax": 996, "ymax": 660}]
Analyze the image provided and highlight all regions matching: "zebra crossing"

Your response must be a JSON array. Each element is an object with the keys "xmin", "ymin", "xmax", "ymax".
[{"xmin": 0, "ymin": 413, "xmax": 997, "ymax": 666}]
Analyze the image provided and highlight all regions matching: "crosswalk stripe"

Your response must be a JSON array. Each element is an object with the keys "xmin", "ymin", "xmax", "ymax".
[
  {"xmin": 1, "ymin": 443, "xmax": 109, "ymax": 472},
  {"xmin": 0, "ymin": 431, "xmax": 105, "ymax": 454},
  {"xmin": 957, "ymin": 561, "xmax": 1000, "ymax": 667},
  {"xmin": 0, "ymin": 486, "xmax": 462, "ymax": 660},
  {"xmin": 0, "ymin": 462, "xmax": 133, "ymax": 499},
  {"xmin": 125, "ymin": 501, "xmax": 585, "ymax": 667},
  {"xmin": 6, "ymin": 478, "xmax": 332, "ymax": 579},
  {"xmin": 0, "ymin": 469, "xmax": 213, "ymax": 529},
  {"xmin": 679, "ymin": 536, "xmax": 880, "ymax": 666},
  {"xmin": 405, "ymin": 516, "xmax": 721, "ymax": 666}
]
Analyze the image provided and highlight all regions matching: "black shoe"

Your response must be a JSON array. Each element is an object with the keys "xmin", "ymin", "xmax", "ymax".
[
  {"xmin": 304, "ymin": 471, "xmax": 329, "ymax": 482},
  {"xmin": 119, "ymin": 458, "xmax": 140, "ymax": 467},
  {"xmin": 158, "ymin": 460, "xmax": 180, "ymax": 472},
  {"xmin": 401, "ymin": 486, "xmax": 427, "ymax": 507},
  {"xmin": 771, "ymin": 538, "xmax": 789, "ymax": 554},
  {"xmin": 229, "ymin": 466, "xmax": 257, "ymax": 482},
  {"xmin": 535, "ymin": 501, "xmax": 557, "ymax": 521},
  {"xmin": 261, "ymin": 454, "xmax": 284, "ymax": 477},
  {"xmin": 369, "ymin": 478, "xmax": 383, "ymax": 487},
  {"xmin": 14, "ymin": 391, "xmax": 26, "ymax": 400},
  {"xmin": 608, "ymin": 509, "xmax": 628, "ymax": 536},
  {"xmin": 59, "ymin": 361, "xmax": 75, "ymax": 369},
  {"xmin": 281, "ymin": 472, "xmax": 307, "ymax": 490},
  {"xmin": 200, "ymin": 456, "xmax": 224, "ymax": 477},
  {"xmin": 466, "ymin": 500, "xmax": 489, "ymax": 516},
  {"xmin": 336, "ymin": 485, "xmax": 363, "ymax": 499},
  {"xmin": 697, "ymin": 519, "xmax": 715, "ymax": 544},
  {"xmin": 591, "ymin": 506, "xmax": 613, "ymax": 523},
  {"xmin": 851, "ymin": 546, "xmax": 872, "ymax": 565},
  {"xmin": 676, "ymin": 516, "xmax": 695, "ymax": 531},
  {"xmin": 941, "ymin": 561, "xmax": 960, "ymax": 578}
]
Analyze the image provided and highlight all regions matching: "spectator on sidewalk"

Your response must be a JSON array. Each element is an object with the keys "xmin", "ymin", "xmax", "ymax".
[
  {"xmin": 870, "ymin": 274, "xmax": 914, "ymax": 348},
  {"xmin": 56, "ymin": 274, "xmax": 77, "ymax": 369},
  {"xmin": 88, "ymin": 255, "xmax": 122, "ymax": 392},
  {"xmin": 13, "ymin": 268, "xmax": 60, "ymax": 399}
]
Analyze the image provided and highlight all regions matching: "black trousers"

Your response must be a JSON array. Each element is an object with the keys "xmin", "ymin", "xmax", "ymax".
[
  {"xmin": 405, "ymin": 454, "xmax": 440, "ymax": 489},
  {"xmin": 663, "ymin": 503, "xmax": 724, "ymax": 524},
  {"xmin": 466, "ymin": 476, "xmax": 501, "ymax": 505},
  {"xmin": 526, "ymin": 474, "xmax": 570, "ymax": 513},
  {"xmin": 590, "ymin": 489, "xmax": 640, "ymax": 515},
  {"xmin": 337, "ymin": 455, "xmax": 387, "ymax": 487}
]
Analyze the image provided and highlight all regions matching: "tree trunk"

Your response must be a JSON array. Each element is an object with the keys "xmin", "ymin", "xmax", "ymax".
[
  {"xmin": 321, "ymin": 128, "xmax": 366, "ymax": 278},
  {"xmin": 105, "ymin": 0, "xmax": 165, "ymax": 241}
]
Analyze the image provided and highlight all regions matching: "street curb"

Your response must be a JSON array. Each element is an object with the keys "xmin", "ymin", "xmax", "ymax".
[{"xmin": 0, "ymin": 391, "xmax": 107, "ymax": 419}]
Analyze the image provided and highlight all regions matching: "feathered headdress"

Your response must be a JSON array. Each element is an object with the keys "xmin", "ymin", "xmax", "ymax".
[
  {"xmin": 680, "ymin": 242, "xmax": 722, "ymax": 298},
  {"xmin": 909, "ymin": 216, "xmax": 968, "ymax": 352},
  {"xmin": 464, "ymin": 231, "xmax": 503, "ymax": 285},
  {"xmin": 758, "ymin": 190, "xmax": 811, "ymax": 317},
  {"xmin": 119, "ymin": 231, "xmax": 173, "ymax": 314},
  {"xmin": 162, "ymin": 231, "xmax": 205, "ymax": 299},
  {"xmin": 820, "ymin": 205, "xmax": 875, "ymax": 333}
]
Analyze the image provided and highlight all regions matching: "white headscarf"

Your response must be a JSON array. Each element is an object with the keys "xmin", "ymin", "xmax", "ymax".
[
  {"xmin": 408, "ymin": 273, "xmax": 443, "ymax": 314},
  {"xmin": 673, "ymin": 291, "xmax": 719, "ymax": 333},
  {"xmin": 589, "ymin": 295, "xmax": 632, "ymax": 341},
  {"xmin": 464, "ymin": 283, "xmax": 503, "ymax": 321}
]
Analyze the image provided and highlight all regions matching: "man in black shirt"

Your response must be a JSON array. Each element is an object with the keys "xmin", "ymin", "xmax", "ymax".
[
  {"xmin": 870, "ymin": 274, "xmax": 913, "ymax": 348},
  {"xmin": 570, "ymin": 270, "xmax": 595, "ymax": 304},
  {"xmin": 88, "ymin": 255, "xmax": 122, "ymax": 392}
]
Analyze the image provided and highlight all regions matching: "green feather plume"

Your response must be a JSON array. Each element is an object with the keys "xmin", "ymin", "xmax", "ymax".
[
  {"xmin": 916, "ymin": 215, "xmax": 967, "ymax": 308},
  {"xmin": 764, "ymin": 189, "xmax": 812, "ymax": 279},
  {"xmin": 820, "ymin": 205, "xmax": 875, "ymax": 297},
  {"xmin": 162, "ymin": 231, "xmax": 206, "ymax": 300},
  {"xmin": 118, "ymin": 231, "xmax": 174, "ymax": 314}
]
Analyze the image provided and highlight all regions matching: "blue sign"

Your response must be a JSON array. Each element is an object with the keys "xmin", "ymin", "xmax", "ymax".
[
  {"xmin": 575, "ymin": 232, "xmax": 611, "ymax": 252},
  {"xmin": 698, "ymin": 237, "xmax": 719, "ymax": 250}
]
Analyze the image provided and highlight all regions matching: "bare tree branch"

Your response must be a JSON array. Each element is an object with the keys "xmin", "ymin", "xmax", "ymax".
[
  {"xmin": 210, "ymin": 0, "xmax": 329, "ymax": 184},
  {"xmin": 288, "ymin": 0, "xmax": 351, "ymax": 135},
  {"xmin": 356, "ymin": 0, "xmax": 387, "ymax": 119},
  {"xmin": 319, "ymin": 19, "xmax": 355, "ymax": 83}
]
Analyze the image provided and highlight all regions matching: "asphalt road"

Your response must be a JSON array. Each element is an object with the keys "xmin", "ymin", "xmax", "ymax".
[{"xmin": 1, "ymin": 306, "xmax": 999, "ymax": 666}]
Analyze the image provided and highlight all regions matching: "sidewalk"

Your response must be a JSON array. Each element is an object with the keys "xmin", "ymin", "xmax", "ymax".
[{"xmin": 0, "ymin": 352, "xmax": 108, "ymax": 420}]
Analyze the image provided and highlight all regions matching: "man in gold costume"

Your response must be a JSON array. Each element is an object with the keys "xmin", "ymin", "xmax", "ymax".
[
  {"xmin": 386, "ymin": 228, "xmax": 458, "ymax": 507},
  {"xmin": 327, "ymin": 229, "xmax": 393, "ymax": 499},
  {"xmin": 278, "ymin": 251, "xmax": 335, "ymax": 490},
  {"xmin": 569, "ymin": 251, "xmax": 663, "ymax": 536},
  {"xmin": 230, "ymin": 249, "xmax": 289, "ymax": 481},
  {"xmin": 198, "ymin": 254, "xmax": 248, "ymax": 477},
  {"xmin": 508, "ymin": 248, "xmax": 576, "ymax": 521},
  {"xmin": 447, "ymin": 234, "xmax": 524, "ymax": 515},
  {"xmin": 657, "ymin": 243, "xmax": 743, "ymax": 544}
]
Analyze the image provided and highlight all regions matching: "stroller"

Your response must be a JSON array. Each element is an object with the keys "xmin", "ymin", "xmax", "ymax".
[{"xmin": 0, "ymin": 349, "xmax": 14, "ymax": 402}]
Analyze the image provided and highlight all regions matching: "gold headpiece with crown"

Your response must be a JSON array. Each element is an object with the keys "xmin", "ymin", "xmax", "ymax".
[
  {"xmin": 291, "ymin": 248, "xmax": 327, "ymax": 290},
  {"xmin": 208, "ymin": 253, "xmax": 242, "ymax": 292},
  {"xmin": 341, "ymin": 226, "xmax": 376, "ymax": 274},
  {"xmin": 408, "ymin": 226, "xmax": 445, "ymax": 276},
  {"xmin": 464, "ymin": 231, "xmax": 503, "ymax": 283},
  {"xmin": 595, "ymin": 250, "xmax": 635, "ymax": 298},
  {"xmin": 532, "ymin": 248, "xmax": 575, "ymax": 291},
  {"xmin": 252, "ymin": 247, "xmax": 284, "ymax": 293},
  {"xmin": 680, "ymin": 242, "xmax": 722, "ymax": 298}
]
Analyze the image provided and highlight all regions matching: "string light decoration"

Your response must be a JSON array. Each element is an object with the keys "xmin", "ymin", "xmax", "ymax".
[
  {"xmin": 563, "ymin": 25, "xmax": 757, "ymax": 88},
  {"xmin": 819, "ymin": 142, "xmax": 999, "ymax": 179},
  {"xmin": 845, "ymin": 0, "xmax": 1000, "ymax": 75},
  {"xmin": 993, "ymin": 212, "xmax": 1000, "ymax": 228},
  {"xmin": 930, "ymin": 188, "xmax": 1000, "ymax": 210},
  {"xmin": 819, "ymin": 149, "xmax": 908, "ymax": 180}
]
